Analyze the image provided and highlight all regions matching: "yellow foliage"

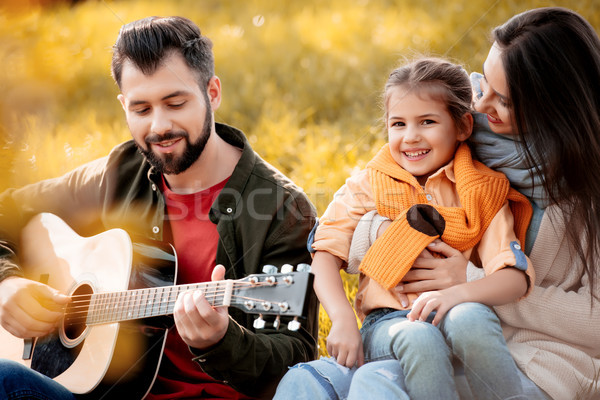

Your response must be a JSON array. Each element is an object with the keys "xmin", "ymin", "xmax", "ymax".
[{"xmin": 0, "ymin": 0, "xmax": 598, "ymax": 358}]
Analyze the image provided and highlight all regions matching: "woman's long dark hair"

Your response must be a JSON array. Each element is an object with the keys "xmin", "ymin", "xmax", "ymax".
[{"xmin": 494, "ymin": 7, "xmax": 600, "ymax": 301}]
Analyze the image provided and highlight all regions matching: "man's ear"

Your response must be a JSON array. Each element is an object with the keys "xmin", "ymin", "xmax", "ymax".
[
  {"xmin": 458, "ymin": 112, "xmax": 474, "ymax": 141},
  {"xmin": 117, "ymin": 94, "xmax": 126, "ymax": 111},
  {"xmin": 207, "ymin": 76, "xmax": 222, "ymax": 111}
]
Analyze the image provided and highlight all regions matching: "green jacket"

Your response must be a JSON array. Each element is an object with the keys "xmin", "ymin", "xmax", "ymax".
[{"xmin": 0, "ymin": 123, "xmax": 319, "ymax": 398}]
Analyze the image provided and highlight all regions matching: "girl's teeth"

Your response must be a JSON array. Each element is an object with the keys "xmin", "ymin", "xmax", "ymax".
[{"xmin": 405, "ymin": 150, "xmax": 429, "ymax": 157}]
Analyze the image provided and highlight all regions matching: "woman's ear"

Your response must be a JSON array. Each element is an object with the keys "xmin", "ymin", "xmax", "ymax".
[{"xmin": 457, "ymin": 112, "xmax": 474, "ymax": 141}]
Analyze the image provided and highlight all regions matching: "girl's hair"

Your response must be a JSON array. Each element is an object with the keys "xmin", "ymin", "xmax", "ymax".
[
  {"xmin": 111, "ymin": 16, "xmax": 214, "ymax": 89},
  {"xmin": 493, "ymin": 7, "xmax": 600, "ymax": 299},
  {"xmin": 383, "ymin": 57, "xmax": 473, "ymax": 133}
]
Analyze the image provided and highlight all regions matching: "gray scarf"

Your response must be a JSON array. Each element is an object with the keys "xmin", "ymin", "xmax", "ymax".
[{"xmin": 469, "ymin": 113, "xmax": 549, "ymax": 209}]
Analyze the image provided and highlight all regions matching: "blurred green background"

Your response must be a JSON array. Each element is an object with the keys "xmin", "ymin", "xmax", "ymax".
[{"xmin": 1, "ymin": 0, "xmax": 598, "ymax": 355}]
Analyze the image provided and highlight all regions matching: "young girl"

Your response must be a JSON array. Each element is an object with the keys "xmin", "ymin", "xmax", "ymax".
[{"xmin": 275, "ymin": 57, "xmax": 535, "ymax": 399}]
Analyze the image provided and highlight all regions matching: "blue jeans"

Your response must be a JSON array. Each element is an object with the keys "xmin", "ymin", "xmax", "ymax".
[
  {"xmin": 360, "ymin": 307, "xmax": 457, "ymax": 399},
  {"xmin": 274, "ymin": 303, "xmax": 552, "ymax": 400},
  {"xmin": 0, "ymin": 360, "xmax": 75, "ymax": 400}
]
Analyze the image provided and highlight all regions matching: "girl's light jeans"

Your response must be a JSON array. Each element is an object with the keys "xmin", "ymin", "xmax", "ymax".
[{"xmin": 274, "ymin": 302, "xmax": 552, "ymax": 400}]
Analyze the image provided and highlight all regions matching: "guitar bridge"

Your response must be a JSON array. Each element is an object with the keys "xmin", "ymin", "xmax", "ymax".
[{"xmin": 22, "ymin": 338, "xmax": 34, "ymax": 360}]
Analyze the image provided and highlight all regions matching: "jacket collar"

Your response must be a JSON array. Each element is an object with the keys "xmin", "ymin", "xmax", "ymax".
[{"xmin": 209, "ymin": 123, "xmax": 256, "ymax": 223}]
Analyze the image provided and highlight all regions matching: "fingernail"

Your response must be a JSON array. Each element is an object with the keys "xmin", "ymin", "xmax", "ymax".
[
  {"xmin": 427, "ymin": 242, "xmax": 436, "ymax": 247},
  {"xmin": 401, "ymin": 299, "xmax": 408, "ymax": 307},
  {"xmin": 397, "ymin": 285, "xmax": 403, "ymax": 291}
]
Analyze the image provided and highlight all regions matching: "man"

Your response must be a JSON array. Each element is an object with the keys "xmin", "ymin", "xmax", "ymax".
[{"xmin": 0, "ymin": 16, "xmax": 318, "ymax": 399}]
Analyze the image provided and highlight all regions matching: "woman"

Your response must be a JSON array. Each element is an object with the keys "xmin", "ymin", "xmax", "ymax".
[{"xmin": 275, "ymin": 7, "xmax": 600, "ymax": 400}]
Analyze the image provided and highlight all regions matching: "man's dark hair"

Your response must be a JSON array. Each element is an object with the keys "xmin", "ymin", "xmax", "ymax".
[{"xmin": 111, "ymin": 16, "xmax": 214, "ymax": 89}]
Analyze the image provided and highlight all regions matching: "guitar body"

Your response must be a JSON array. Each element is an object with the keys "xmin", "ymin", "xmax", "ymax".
[
  {"xmin": 0, "ymin": 213, "xmax": 177, "ymax": 399},
  {"xmin": 0, "ymin": 213, "xmax": 314, "ymax": 399}
]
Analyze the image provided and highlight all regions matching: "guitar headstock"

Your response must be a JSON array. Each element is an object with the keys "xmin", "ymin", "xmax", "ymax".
[{"xmin": 229, "ymin": 264, "xmax": 314, "ymax": 331}]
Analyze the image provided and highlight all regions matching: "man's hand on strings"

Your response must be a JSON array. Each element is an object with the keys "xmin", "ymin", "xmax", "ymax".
[
  {"xmin": 174, "ymin": 265, "xmax": 231, "ymax": 350},
  {"xmin": 0, "ymin": 276, "xmax": 69, "ymax": 338}
]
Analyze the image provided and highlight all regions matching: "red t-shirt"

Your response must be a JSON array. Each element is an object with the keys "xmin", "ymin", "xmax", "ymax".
[{"xmin": 147, "ymin": 177, "xmax": 253, "ymax": 400}]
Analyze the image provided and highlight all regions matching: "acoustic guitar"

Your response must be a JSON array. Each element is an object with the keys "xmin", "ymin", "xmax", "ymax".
[{"xmin": 0, "ymin": 213, "xmax": 314, "ymax": 399}]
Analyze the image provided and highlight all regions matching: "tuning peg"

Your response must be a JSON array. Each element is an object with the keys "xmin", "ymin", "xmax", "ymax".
[
  {"xmin": 296, "ymin": 263, "xmax": 311, "ymax": 273},
  {"xmin": 265, "ymin": 276, "xmax": 276, "ymax": 285},
  {"xmin": 287, "ymin": 317, "xmax": 301, "ymax": 331},
  {"xmin": 273, "ymin": 315, "xmax": 281, "ymax": 330},
  {"xmin": 253, "ymin": 315, "xmax": 266, "ymax": 329},
  {"xmin": 280, "ymin": 264, "xmax": 294, "ymax": 273},
  {"xmin": 282, "ymin": 275, "xmax": 294, "ymax": 285},
  {"xmin": 262, "ymin": 265, "xmax": 278, "ymax": 274}
]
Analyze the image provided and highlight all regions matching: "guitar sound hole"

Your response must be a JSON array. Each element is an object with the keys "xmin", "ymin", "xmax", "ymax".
[{"xmin": 63, "ymin": 283, "xmax": 92, "ymax": 341}]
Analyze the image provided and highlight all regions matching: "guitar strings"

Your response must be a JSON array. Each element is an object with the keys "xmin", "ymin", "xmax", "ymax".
[
  {"xmin": 62, "ymin": 293, "xmax": 285, "ymax": 327},
  {"xmin": 63, "ymin": 280, "xmax": 266, "ymax": 302},
  {"xmin": 63, "ymin": 280, "xmax": 271, "ymax": 307},
  {"xmin": 60, "ymin": 281, "xmax": 288, "ymax": 326}
]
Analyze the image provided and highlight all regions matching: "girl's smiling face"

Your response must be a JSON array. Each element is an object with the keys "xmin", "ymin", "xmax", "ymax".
[{"xmin": 387, "ymin": 85, "xmax": 472, "ymax": 185}]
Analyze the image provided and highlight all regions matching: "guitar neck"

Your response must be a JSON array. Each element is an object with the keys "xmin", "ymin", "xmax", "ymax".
[
  {"xmin": 83, "ymin": 281, "xmax": 231, "ymax": 325},
  {"xmin": 64, "ymin": 270, "xmax": 312, "ymax": 329}
]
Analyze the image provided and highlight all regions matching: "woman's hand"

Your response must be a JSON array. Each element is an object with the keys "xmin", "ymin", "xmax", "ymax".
[{"xmin": 394, "ymin": 240, "xmax": 468, "ymax": 295}]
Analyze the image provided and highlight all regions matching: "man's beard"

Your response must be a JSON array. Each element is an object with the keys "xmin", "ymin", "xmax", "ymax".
[{"xmin": 136, "ymin": 104, "xmax": 212, "ymax": 175}]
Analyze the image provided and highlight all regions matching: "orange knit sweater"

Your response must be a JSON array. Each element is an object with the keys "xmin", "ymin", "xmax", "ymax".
[{"xmin": 359, "ymin": 143, "xmax": 532, "ymax": 289}]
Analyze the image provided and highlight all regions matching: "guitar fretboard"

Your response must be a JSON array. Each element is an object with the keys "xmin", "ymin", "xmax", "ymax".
[{"xmin": 84, "ymin": 281, "xmax": 233, "ymax": 325}]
